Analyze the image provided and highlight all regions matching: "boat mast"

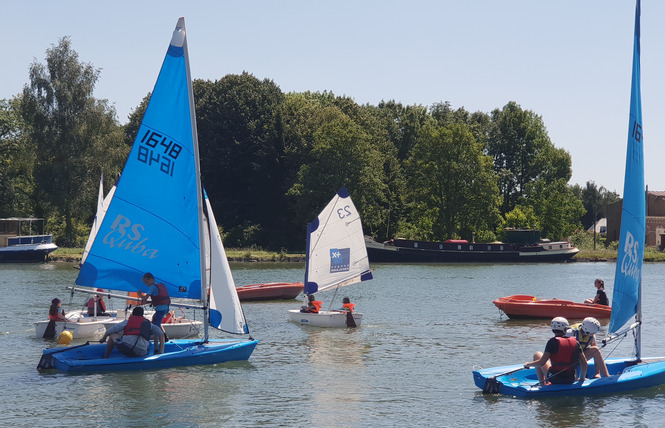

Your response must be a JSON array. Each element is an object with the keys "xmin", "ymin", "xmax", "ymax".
[{"xmin": 177, "ymin": 17, "xmax": 210, "ymax": 341}]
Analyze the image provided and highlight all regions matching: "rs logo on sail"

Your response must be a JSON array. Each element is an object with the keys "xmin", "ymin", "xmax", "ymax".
[
  {"xmin": 621, "ymin": 231, "xmax": 640, "ymax": 281},
  {"xmin": 103, "ymin": 214, "xmax": 159, "ymax": 258}
]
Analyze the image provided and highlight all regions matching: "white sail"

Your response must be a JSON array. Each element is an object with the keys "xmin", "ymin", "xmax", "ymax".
[
  {"xmin": 81, "ymin": 173, "xmax": 116, "ymax": 266},
  {"xmin": 304, "ymin": 186, "xmax": 373, "ymax": 295}
]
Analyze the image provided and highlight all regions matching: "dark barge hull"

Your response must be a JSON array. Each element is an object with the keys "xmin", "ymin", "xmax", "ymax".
[{"xmin": 365, "ymin": 238, "xmax": 578, "ymax": 263}]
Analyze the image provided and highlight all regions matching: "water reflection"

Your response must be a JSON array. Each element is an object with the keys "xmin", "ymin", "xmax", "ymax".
[{"xmin": 300, "ymin": 328, "xmax": 369, "ymax": 426}]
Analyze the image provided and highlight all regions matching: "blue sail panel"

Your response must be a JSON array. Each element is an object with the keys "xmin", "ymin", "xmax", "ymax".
[
  {"xmin": 76, "ymin": 26, "xmax": 202, "ymax": 300},
  {"xmin": 609, "ymin": 0, "xmax": 644, "ymax": 334}
]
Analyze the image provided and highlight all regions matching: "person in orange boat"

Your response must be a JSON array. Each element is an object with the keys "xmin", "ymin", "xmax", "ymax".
[
  {"xmin": 566, "ymin": 317, "xmax": 610, "ymax": 378},
  {"xmin": 86, "ymin": 288, "xmax": 109, "ymax": 316},
  {"xmin": 585, "ymin": 278, "xmax": 609, "ymax": 306},
  {"xmin": 300, "ymin": 294, "xmax": 322, "ymax": 313},
  {"xmin": 524, "ymin": 317, "xmax": 587, "ymax": 385},
  {"xmin": 339, "ymin": 297, "xmax": 355, "ymax": 312}
]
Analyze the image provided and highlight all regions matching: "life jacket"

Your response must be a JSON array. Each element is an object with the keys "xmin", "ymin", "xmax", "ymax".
[
  {"xmin": 309, "ymin": 300, "xmax": 322, "ymax": 313},
  {"xmin": 570, "ymin": 323, "xmax": 593, "ymax": 350},
  {"xmin": 151, "ymin": 283, "xmax": 171, "ymax": 306},
  {"xmin": 597, "ymin": 289, "xmax": 609, "ymax": 306},
  {"xmin": 550, "ymin": 336, "xmax": 577, "ymax": 374},
  {"xmin": 127, "ymin": 292, "xmax": 140, "ymax": 307},
  {"xmin": 123, "ymin": 315, "xmax": 152, "ymax": 340},
  {"xmin": 49, "ymin": 312, "xmax": 60, "ymax": 321},
  {"xmin": 86, "ymin": 297, "xmax": 106, "ymax": 315},
  {"xmin": 342, "ymin": 303, "xmax": 355, "ymax": 312},
  {"xmin": 162, "ymin": 312, "xmax": 173, "ymax": 324}
]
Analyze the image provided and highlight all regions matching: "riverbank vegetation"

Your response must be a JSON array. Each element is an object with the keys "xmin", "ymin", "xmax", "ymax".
[{"xmin": 3, "ymin": 38, "xmax": 623, "ymax": 252}]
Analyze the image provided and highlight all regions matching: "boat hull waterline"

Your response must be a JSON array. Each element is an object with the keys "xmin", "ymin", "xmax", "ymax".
[
  {"xmin": 493, "ymin": 295, "xmax": 612, "ymax": 320},
  {"xmin": 288, "ymin": 310, "xmax": 363, "ymax": 328},
  {"xmin": 41, "ymin": 339, "xmax": 259, "ymax": 373},
  {"xmin": 473, "ymin": 357, "xmax": 665, "ymax": 398}
]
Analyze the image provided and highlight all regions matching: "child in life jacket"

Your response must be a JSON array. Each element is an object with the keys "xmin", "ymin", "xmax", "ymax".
[
  {"xmin": 524, "ymin": 317, "xmax": 588, "ymax": 385},
  {"xmin": 300, "ymin": 294, "xmax": 322, "ymax": 313},
  {"xmin": 566, "ymin": 317, "xmax": 609, "ymax": 378},
  {"xmin": 339, "ymin": 297, "xmax": 355, "ymax": 312}
]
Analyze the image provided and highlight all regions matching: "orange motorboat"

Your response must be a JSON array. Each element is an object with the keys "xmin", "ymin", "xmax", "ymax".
[
  {"xmin": 236, "ymin": 282, "xmax": 304, "ymax": 302},
  {"xmin": 493, "ymin": 294, "xmax": 612, "ymax": 320}
]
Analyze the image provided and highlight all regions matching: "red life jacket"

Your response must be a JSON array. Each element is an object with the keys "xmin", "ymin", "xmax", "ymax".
[
  {"xmin": 86, "ymin": 297, "xmax": 106, "ymax": 315},
  {"xmin": 550, "ymin": 336, "xmax": 577, "ymax": 374},
  {"xmin": 150, "ymin": 283, "xmax": 171, "ymax": 306},
  {"xmin": 309, "ymin": 301, "xmax": 322, "ymax": 313},
  {"xmin": 123, "ymin": 315, "xmax": 152, "ymax": 340},
  {"xmin": 342, "ymin": 303, "xmax": 355, "ymax": 312},
  {"xmin": 49, "ymin": 312, "xmax": 59, "ymax": 321}
]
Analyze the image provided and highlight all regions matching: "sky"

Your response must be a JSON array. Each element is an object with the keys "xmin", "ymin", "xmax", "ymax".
[{"xmin": 2, "ymin": 0, "xmax": 664, "ymax": 196}]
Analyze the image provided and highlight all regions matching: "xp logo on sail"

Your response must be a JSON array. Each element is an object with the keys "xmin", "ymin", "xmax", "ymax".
[
  {"xmin": 329, "ymin": 248, "xmax": 350, "ymax": 273},
  {"xmin": 102, "ymin": 214, "xmax": 159, "ymax": 259}
]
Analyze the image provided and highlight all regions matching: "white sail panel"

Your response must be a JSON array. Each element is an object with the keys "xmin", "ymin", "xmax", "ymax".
[{"xmin": 304, "ymin": 186, "xmax": 373, "ymax": 294}]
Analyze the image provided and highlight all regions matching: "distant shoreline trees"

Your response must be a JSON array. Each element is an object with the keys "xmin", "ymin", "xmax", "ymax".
[{"xmin": 0, "ymin": 38, "xmax": 604, "ymax": 250}]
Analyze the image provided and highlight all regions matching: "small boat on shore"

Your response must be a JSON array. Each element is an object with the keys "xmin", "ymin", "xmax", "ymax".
[
  {"xmin": 236, "ymin": 282, "xmax": 304, "ymax": 301},
  {"xmin": 365, "ymin": 229, "xmax": 578, "ymax": 264},
  {"xmin": 0, "ymin": 218, "xmax": 57, "ymax": 262},
  {"xmin": 493, "ymin": 295, "xmax": 612, "ymax": 320}
]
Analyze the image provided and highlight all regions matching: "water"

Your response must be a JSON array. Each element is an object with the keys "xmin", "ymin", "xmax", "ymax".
[{"xmin": 3, "ymin": 261, "xmax": 665, "ymax": 427}]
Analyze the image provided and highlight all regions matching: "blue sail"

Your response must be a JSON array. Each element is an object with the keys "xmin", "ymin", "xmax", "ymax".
[
  {"xmin": 609, "ymin": 0, "xmax": 644, "ymax": 334},
  {"xmin": 76, "ymin": 22, "xmax": 202, "ymax": 300}
]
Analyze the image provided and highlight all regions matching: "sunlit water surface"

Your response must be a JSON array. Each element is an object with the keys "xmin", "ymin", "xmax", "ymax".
[{"xmin": 2, "ymin": 261, "xmax": 665, "ymax": 427}]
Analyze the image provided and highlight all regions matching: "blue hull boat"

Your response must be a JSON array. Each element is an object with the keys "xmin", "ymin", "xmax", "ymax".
[
  {"xmin": 473, "ymin": 357, "xmax": 665, "ymax": 398},
  {"xmin": 41, "ymin": 339, "xmax": 258, "ymax": 373}
]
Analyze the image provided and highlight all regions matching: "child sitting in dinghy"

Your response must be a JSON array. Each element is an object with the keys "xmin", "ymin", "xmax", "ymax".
[
  {"xmin": 524, "ymin": 317, "xmax": 588, "ymax": 385},
  {"xmin": 99, "ymin": 307, "xmax": 165, "ymax": 358},
  {"xmin": 300, "ymin": 295, "xmax": 322, "ymax": 313},
  {"xmin": 566, "ymin": 317, "xmax": 610, "ymax": 378},
  {"xmin": 338, "ymin": 297, "xmax": 355, "ymax": 312}
]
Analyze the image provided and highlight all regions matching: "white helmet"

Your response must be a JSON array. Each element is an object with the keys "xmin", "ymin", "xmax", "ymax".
[
  {"xmin": 581, "ymin": 317, "xmax": 601, "ymax": 335},
  {"xmin": 551, "ymin": 317, "xmax": 569, "ymax": 332}
]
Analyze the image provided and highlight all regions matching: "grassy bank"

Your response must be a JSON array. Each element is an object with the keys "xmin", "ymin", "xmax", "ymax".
[
  {"xmin": 575, "ymin": 246, "xmax": 665, "ymax": 262},
  {"xmin": 50, "ymin": 247, "xmax": 306, "ymax": 263},
  {"xmin": 50, "ymin": 246, "xmax": 665, "ymax": 263}
]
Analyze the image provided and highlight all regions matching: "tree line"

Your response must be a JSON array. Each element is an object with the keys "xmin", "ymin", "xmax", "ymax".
[{"xmin": 0, "ymin": 37, "xmax": 620, "ymax": 250}]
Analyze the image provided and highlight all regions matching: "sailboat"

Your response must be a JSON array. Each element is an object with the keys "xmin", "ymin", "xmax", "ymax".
[
  {"xmin": 473, "ymin": 0, "xmax": 665, "ymax": 397},
  {"xmin": 38, "ymin": 17, "xmax": 257, "ymax": 372},
  {"xmin": 287, "ymin": 187, "xmax": 373, "ymax": 328},
  {"xmin": 34, "ymin": 172, "xmax": 203, "ymax": 340}
]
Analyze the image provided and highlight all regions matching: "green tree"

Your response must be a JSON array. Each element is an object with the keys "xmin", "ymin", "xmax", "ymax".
[
  {"xmin": 527, "ymin": 179, "xmax": 585, "ymax": 239},
  {"xmin": 195, "ymin": 73, "xmax": 286, "ymax": 248},
  {"xmin": 20, "ymin": 37, "xmax": 126, "ymax": 245},
  {"xmin": 0, "ymin": 97, "xmax": 36, "ymax": 216},
  {"xmin": 487, "ymin": 101, "xmax": 572, "ymax": 215},
  {"xmin": 403, "ymin": 120, "xmax": 500, "ymax": 240}
]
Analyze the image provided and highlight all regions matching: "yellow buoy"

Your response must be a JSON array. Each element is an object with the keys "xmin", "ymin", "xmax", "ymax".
[{"xmin": 57, "ymin": 330, "xmax": 73, "ymax": 345}]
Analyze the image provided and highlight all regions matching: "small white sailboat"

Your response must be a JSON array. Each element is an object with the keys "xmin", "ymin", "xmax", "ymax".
[
  {"xmin": 288, "ymin": 187, "xmax": 373, "ymax": 328},
  {"xmin": 38, "ymin": 17, "xmax": 257, "ymax": 372},
  {"xmin": 81, "ymin": 171, "xmax": 115, "ymax": 266},
  {"xmin": 473, "ymin": 0, "xmax": 665, "ymax": 397}
]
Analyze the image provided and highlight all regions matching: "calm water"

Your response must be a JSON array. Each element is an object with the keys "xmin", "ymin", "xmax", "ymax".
[{"xmin": 3, "ymin": 261, "xmax": 665, "ymax": 427}]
